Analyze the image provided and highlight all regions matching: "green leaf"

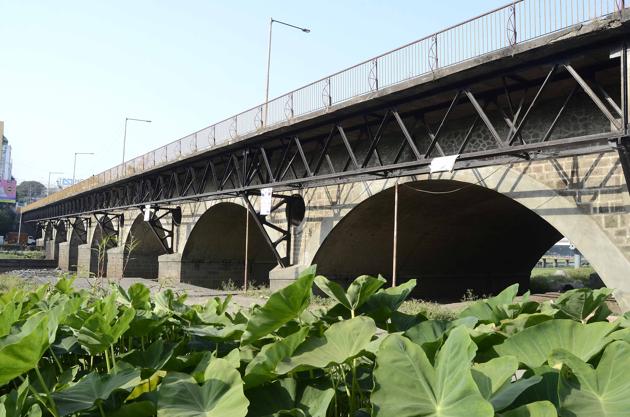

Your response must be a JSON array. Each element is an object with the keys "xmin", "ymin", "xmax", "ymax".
[
  {"xmin": 550, "ymin": 341, "xmax": 630, "ymax": 417},
  {"xmin": 0, "ymin": 377, "xmax": 29, "ymax": 417},
  {"xmin": 52, "ymin": 368, "xmax": 141, "ymax": 416},
  {"xmin": 497, "ymin": 401, "xmax": 557, "ymax": 417},
  {"xmin": 0, "ymin": 313, "xmax": 50, "ymax": 387},
  {"xmin": 246, "ymin": 378, "xmax": 334, "ymax": 417},
  {"xmin": 459, "ymin": 284, "xmax": 519, "ymax": 324},
  {"xmin": 276, "ymin": 317, "xmax": 376, "ymax": 375},
  {"xmin": 0, "ymin": 301, "xmax": 22, "ymax": 338},
  {"xmin": 127, "ymin": 283, "xmax": 152, "ymax": 310},
  {"xmin": 77, "ymin": 306, "xmax": 135, "ymax": 355},
  {"xmin": 107, "ymin": 401, "xmax": 156, "ymax": 417},
  {"xmin": 494, "ymin": 319, "xmax": 615, "ymax": 368},
  {"xmin": 472, "ymin": 356, "xmax": 519, "ymax": 399},
  {"xmin": 552, "ymin": 288, "xmax": 613, "ymax": 322},
  {"xmin": 314, "ymin": 276, "xmax": 350, "ymax": 310},
  {"xmin": 157, "ymin": 358, "xmax": 249, "ymax": 417},
  {"xmin": 510, "ymin": 366, "xmax": 560, "ymax": 409},
  {"xmin": 122, "ymin": 339, "xmax": 176, "ymax": 376},
  {"xmin": 359, "ymin": 279, "xmax": 416, "ymax": 327},
  {"xmin": 371, "ymin": 326, "xmax": 494, "ymax": 417},
  {"xmin": 244, "ymin": 327, "xmax": 309, "ymax": 389},
  {"xmin": 346, "ymin": 275, "xmax": 386, "ymax": 310},
  {"xmin": 241, "ymin": 266, "xmax": 316, "ymax": 345}
]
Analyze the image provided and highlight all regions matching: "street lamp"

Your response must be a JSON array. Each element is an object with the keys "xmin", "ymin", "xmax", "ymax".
[
  {"xmin": 47, "ymin": 171, "xmax": 63, "ymax": 196},
  {"xmin": 122, "ymin": 117, "xmax": 152, "ymax": 164},
  {"xmin": 264, "ymin": 18, "xmax": 310, "ymax": 126},
  {"xmin": 72, "ymin": 152, "xmax": 94, "ymax": 186}
]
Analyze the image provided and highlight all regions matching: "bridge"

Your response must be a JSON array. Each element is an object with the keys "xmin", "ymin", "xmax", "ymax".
[{"xmin": 22, "ymin": 0, "xmax": 630, "ymax": 309}]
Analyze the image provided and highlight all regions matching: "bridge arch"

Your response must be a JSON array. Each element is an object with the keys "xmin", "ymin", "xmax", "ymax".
[
  {"xmin": 67, "ymin": 221, "xmax": 86, "ymax": 271},
  {"xmin": 308, "ymin": 164, "xmax": 630, "ymax": 304},
  {"xmin": 121, "ymin": 214, "xmax": 168, "ymax": 278},
  {"xmin": 88, "ymin": 218, "xmax": 116, "ymax": 277},
  {"xmin": 181, "ymin": 202, "xmax": 276, "ymax": 288},
  {"xmin": 53, "ymin": 222, "xmax": 67, "ymax": 263}
]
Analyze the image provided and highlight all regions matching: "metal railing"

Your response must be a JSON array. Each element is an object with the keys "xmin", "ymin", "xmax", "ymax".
[{"xmin": 27, "ymin": 0, "xmax": 626, "ymax": 211}]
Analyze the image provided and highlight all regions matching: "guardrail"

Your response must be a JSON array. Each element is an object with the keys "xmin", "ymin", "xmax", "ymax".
[{"xmin": 26, "ymin": 0, "xmax": 626, "ymax": 211}]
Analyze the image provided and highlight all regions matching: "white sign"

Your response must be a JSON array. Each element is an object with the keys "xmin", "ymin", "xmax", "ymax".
[
  {"xmin": 430, "ymin": 154, "xmax": 459, "ymax": 174},
  {"xmin": 260, "ymin": 187, "xmax": 273, "ymax": 215},
  {"xmin": 143, "ymin": 204, "xmax": 152, "ymax": 222}
]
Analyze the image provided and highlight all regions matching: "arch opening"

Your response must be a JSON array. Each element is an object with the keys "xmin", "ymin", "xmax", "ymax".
[
  {"xmin": 312, "ymin": 180, "xmax": 563, "ymax": 301},
  {"xmin": 54, "ymin": 223, "xmax": 67, "ymax": 263},
  {"xmin": 181, "ymin": 202, "xmax": 276, "ymax": 288},
  {"xmin": 68, "ymin": 221, "xmax": 86, "ymax": 271},
  {"xmin": 89, "ymin": 218, "xmax": 116, "ymax": 277},
  {"xmin": 123, "ymin": 214, "xmax": 168, "ymax": 279}
]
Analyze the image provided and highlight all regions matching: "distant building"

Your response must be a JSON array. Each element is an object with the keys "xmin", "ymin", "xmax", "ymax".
[
  {"xmin": 0, "ymin": 121, "xmax": 12, "ymax": 181},
  {"xmin": 0, "ymin": 121, "xmax": 16, "ymax": 204}
]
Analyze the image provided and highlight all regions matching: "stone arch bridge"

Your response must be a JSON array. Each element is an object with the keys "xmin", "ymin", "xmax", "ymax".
[{"xmin": 22, "ymin": 3, "xmax": 630, "ymax": 310}]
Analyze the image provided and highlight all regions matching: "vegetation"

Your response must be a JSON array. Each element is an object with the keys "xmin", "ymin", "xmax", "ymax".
[
  {"xmin": 530, "ymin": 267, "xmax": 595, "ymax": 293},
  {"xmin": 0, "ymin": 267, "xmax": 626, "ymax": 417},
  {"xmin": 0, "ymin": 250, "xmax": 45, "ymax": 260}
]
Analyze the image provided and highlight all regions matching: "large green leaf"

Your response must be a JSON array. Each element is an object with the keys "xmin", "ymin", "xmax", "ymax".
[
  {"xmin": 459, "ymin": 284, "xmax": 520, "ymax": 324},
  {"xmin": 241, "ymin": 267, "xmax": 316, "ymax": 345},
  {"xmin": 471, "ymin": 356, "xmax": 541, "ymax": 411},
  {"xmin": 494, "ymin": 319, "xmax": 615, "ymax": 368},
  {"xmin": 497, "ymin": 401, "xmax": 557, "ymax": 417},
  {"xmin": 552, "ymin": 288, "xmax": 613, "ymax": 322},
  {"xmin": 157, "ymin": 358, "xmax": 249, "ymax": 417},
  {"xmin": 371, "ymin": 326, "xmax": 494, "ymax": 417},
  {"xmin": 0, "ymin": 301, "xmax": 22, "ymax": 338},
  {"xmin": 246, "ymin": 377, "xmax": 334, "ymax": 417},
  {"xmin": 244, "ymin": 327, "xmax": 309, "ymax": 388},
  {"xmin": 359, "ymin": 279, "xmax": 417, "ymax": 328},
  {"xmin": 276, "ymin": 317, "xmax": 376, "ymax": 375},
  {"xmin": 77, "ymin": 306, "xmax": 135, "ymax": 355},
  {"xmin": 51, "ymin": 368, "xmax": 141, "ymax": 416},
  {"xmin": 0, "ymin": 313, "xmax": 50, "ymax": 387},
  {"xmin": 315, "ymin": 275, "xmax": 385, "ymax": 313},
  {"xmin": 550, "ymin": 341, "xmax": 630, "ymax": 417}
]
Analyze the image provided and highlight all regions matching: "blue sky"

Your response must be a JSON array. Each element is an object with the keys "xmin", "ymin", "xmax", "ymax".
[{"xmin": 0, "ymin": 0, "xmax": 507, "ymax": 185}]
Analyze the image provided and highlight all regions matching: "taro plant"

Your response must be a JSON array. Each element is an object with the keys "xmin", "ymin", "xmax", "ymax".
[{"xmin": 0, "ymin": 267, "xmax": 627, "ymax": 417}]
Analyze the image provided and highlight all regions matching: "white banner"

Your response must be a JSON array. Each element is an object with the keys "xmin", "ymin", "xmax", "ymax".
[
  {"xmin": 430, "ymin": 154, "xmax": 459, "ymax": 174},
  {"xmin": 260, "ymin": 187, "xmax": 273, "ymax": 215}
]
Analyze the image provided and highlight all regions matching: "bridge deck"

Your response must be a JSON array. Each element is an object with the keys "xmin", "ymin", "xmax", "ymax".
[{"xmin": 23, "ymin": 1, "xmax": 630, "ymax": 221}]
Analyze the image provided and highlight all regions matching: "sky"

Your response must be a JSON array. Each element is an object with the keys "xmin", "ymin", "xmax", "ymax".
[{"xmin": 0, "ymin": 0, "xmax": 508, "ymax": 186}]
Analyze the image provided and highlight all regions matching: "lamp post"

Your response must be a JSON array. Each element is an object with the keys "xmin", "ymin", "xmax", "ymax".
[
  {"xmin": 122, "ymin": 117, "xmax": 151, "ymax": 164},
  {"xmin": 47, "ymin": 171, "xmax": 63, "ymax": 196},
  {"xmin": 72, "ymin": 152, "xmax": 94, "ymax": 186},
  {"xmin": 264, "ymin": 18, "xmax": 310, "ymax": 126}
]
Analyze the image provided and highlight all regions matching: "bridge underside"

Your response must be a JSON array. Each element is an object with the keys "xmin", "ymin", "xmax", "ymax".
[{"xmin": 312, "ymin": 180, "xmax": 562, "ymax": 300}]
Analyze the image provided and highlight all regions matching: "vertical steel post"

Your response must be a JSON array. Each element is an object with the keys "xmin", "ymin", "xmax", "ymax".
[
  {"xmin": 244, "ymin": 207, "xmax": 249, "ymax": 292},
  {"xmin": 392, "ymin": 183, "xmax": 399, "ymax": 287}
]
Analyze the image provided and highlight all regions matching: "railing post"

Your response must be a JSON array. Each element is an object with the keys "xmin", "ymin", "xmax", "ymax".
[
  {"xmin": 429, "ymin": 34, "xmax": 438, "ymax": 72},
  {"xmin": 508, "ymin": 2, "xmax": 517, "ymax": 46},
  {"xmin": 322, "ymin": 77, "xmax": 332, "ymax": 108},
  {"xmin": 370, "ymin": 58, "xmax": 379, "ymax": 91}
]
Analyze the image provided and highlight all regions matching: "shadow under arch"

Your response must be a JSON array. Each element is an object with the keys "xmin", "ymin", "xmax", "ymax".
[
  {"xmin": 89, "ymin": 217, "xmax": 116, "ymax": 277},
  {"xmin": 181, "ymin": 202, "xmax": 276, "ymax": 288},
  {"xmin": 122, "ymin": 214, "xmax": 168, "ymax": 279},
  {"xmin": 312, "ymin": 179, "xmax": 562, "ymax": 301},
  {"xmin": 68, "ymin": 221, "xmax": 87, "ymax": 271},
  {"xmin": 54, "ymin": 222, "xmax": 67, "ymax": 263}
]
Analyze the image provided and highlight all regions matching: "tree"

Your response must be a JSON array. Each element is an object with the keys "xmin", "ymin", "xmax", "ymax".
[
  {"xmin": 0, "ymin": 206, "xmax": 16, "ymax": 235},
  {"xmin": 16, "ymin": 181, "xmax": 46, "ymax": 204}
]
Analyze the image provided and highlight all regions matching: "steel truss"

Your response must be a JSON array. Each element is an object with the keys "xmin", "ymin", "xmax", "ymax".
[
  {"xmin": 141, "ymin": 205, "xmax": 182, "ymax": 254},
  {"xmin": 24, "ymin": 44, "xmax": 630, "ymax": 269}
]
